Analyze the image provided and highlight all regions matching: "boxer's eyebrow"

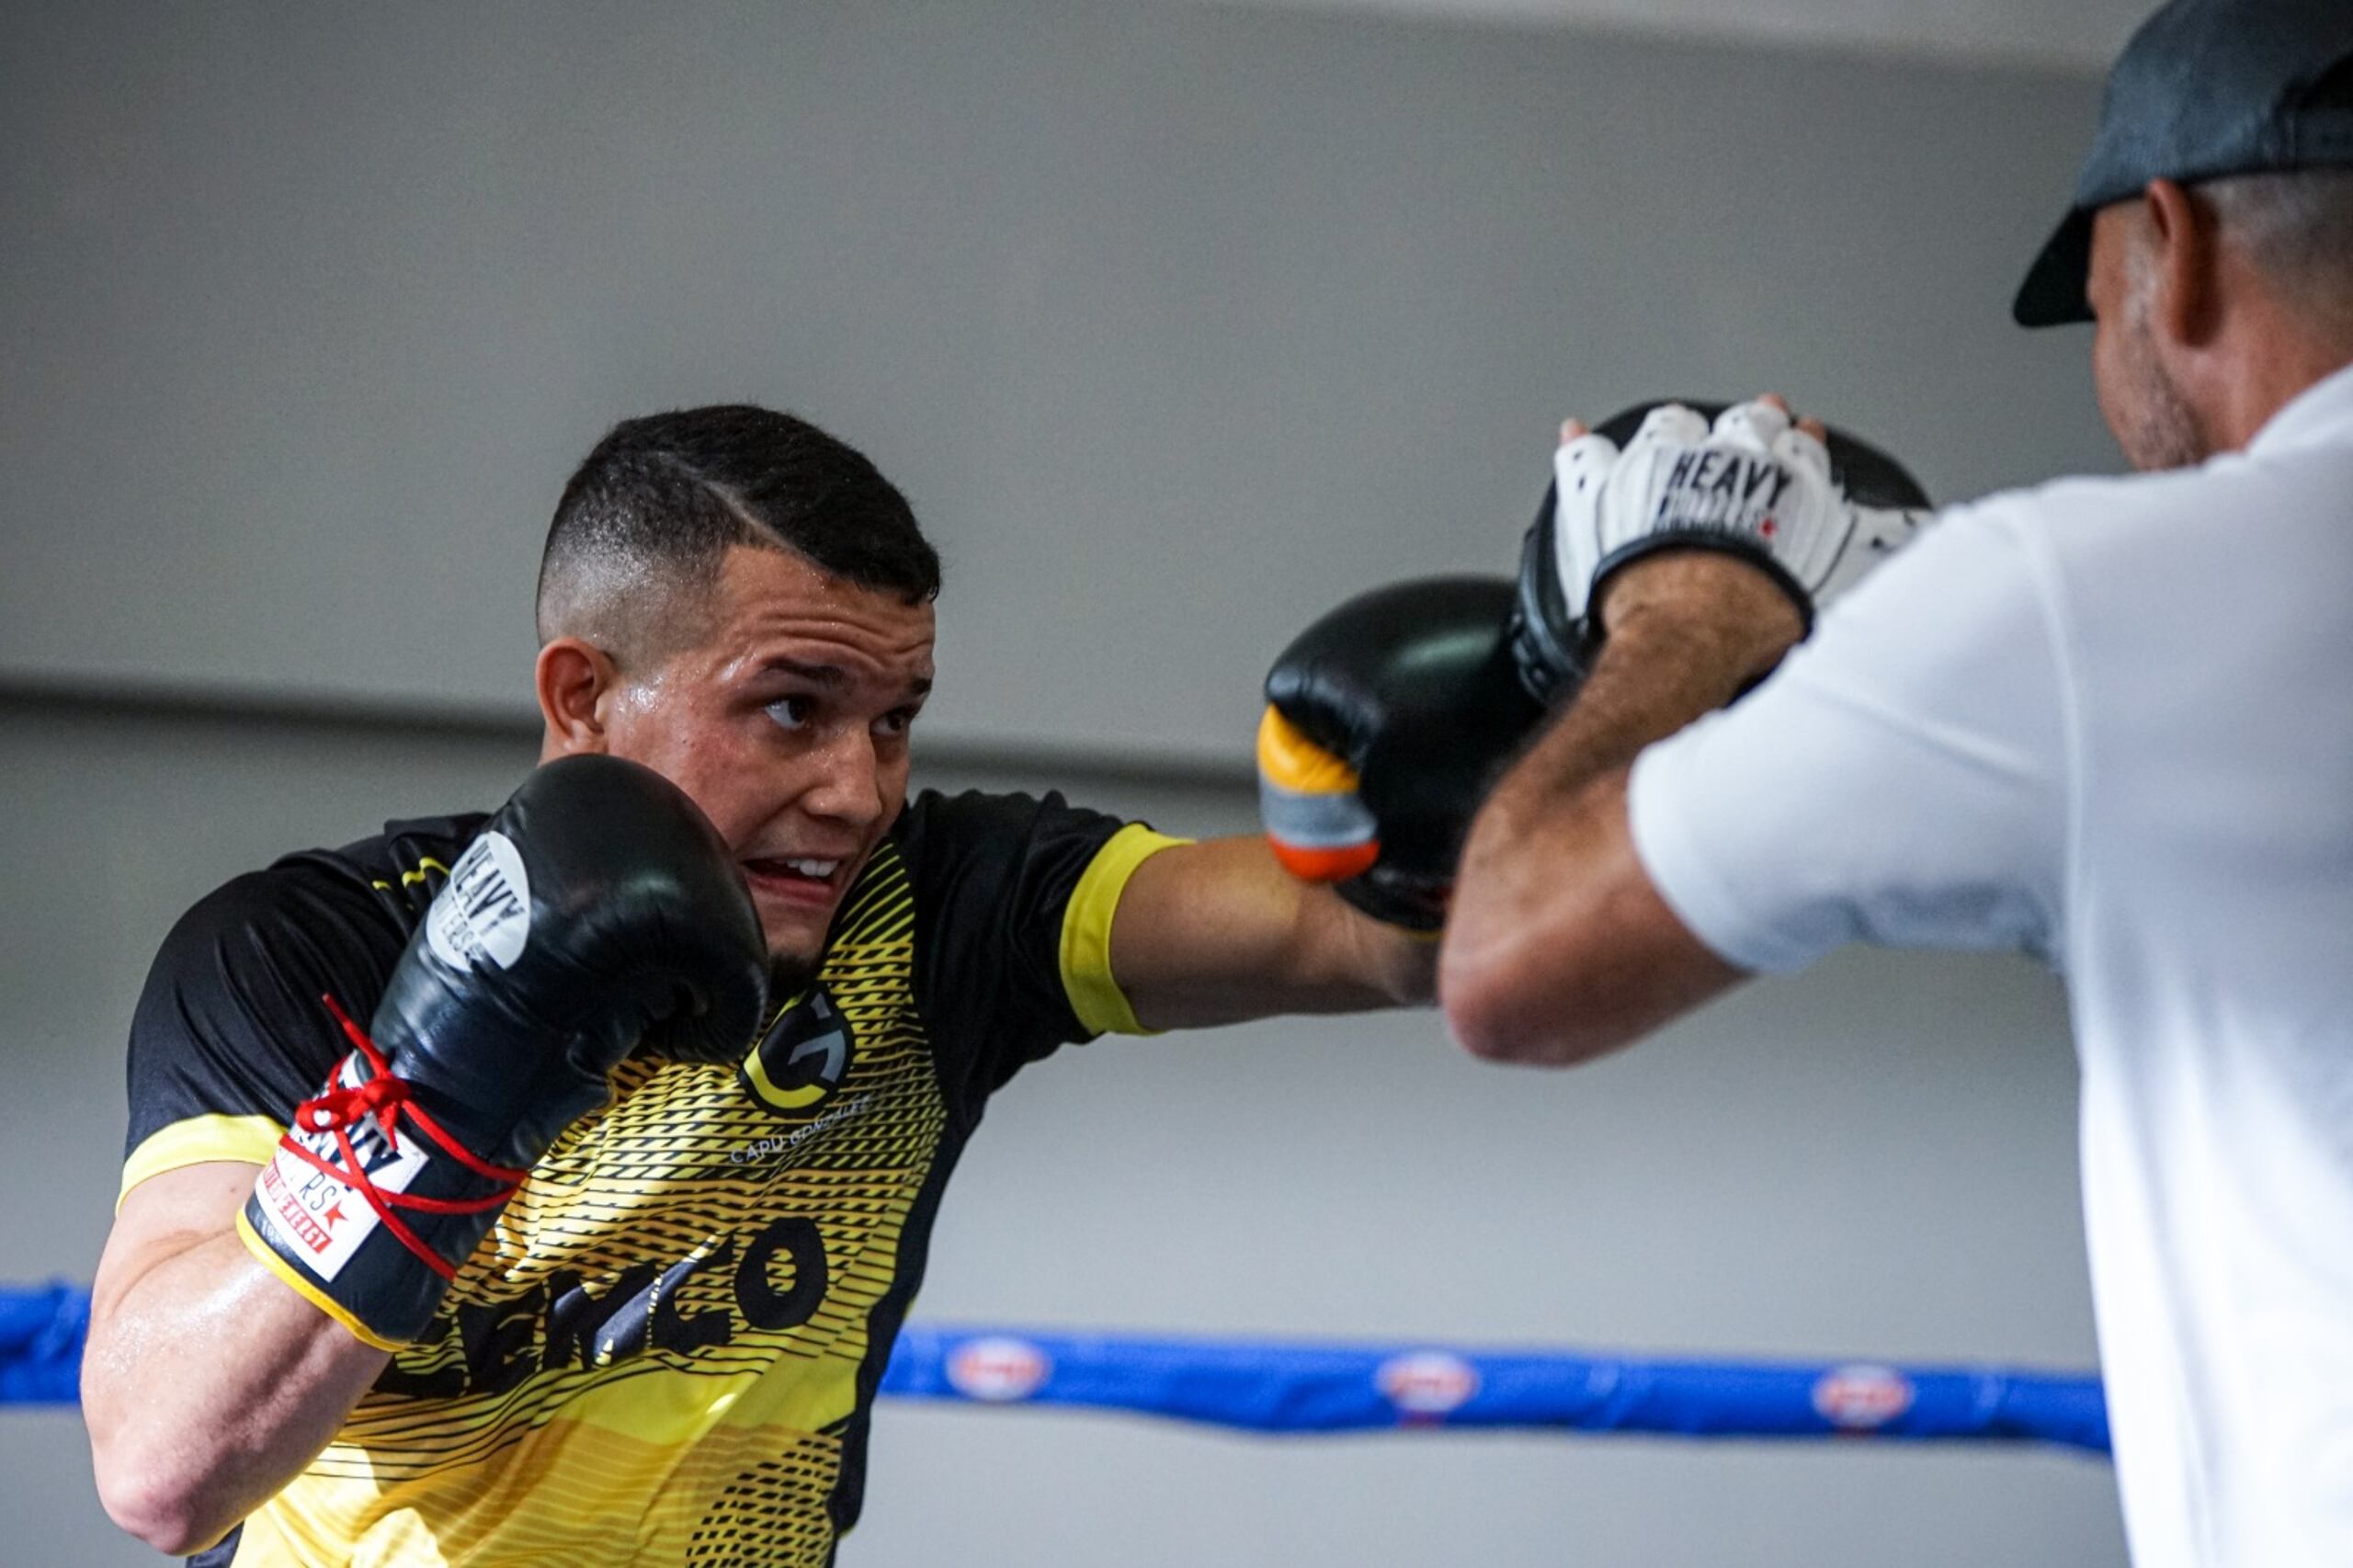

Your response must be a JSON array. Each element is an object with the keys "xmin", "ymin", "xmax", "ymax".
[
  {"xmin": 756, "ymin": 658, "xmax": 932, "ymax": 699},
  {"xmin": 756, "ymin": 658, "xmax": 848, "ymax": 688}
]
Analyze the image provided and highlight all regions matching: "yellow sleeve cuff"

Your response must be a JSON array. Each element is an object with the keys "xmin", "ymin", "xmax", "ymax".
[
  {"xmin": 1060, "ymin": 824, "xmax": 1189, "ymax": 1037},
  {"xmin": 119, "ymin": 1115, "xmax": 285, "ymax": 1209},
  {"xmin": 128, "ymin": 1119, "xmax": 414, "ymax": 1352}
]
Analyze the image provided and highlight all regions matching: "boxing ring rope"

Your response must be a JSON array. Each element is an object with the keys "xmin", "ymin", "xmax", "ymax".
[{"xmin": 0, "ymin": 1282, "xmax": 2109, "ymax": 1455}]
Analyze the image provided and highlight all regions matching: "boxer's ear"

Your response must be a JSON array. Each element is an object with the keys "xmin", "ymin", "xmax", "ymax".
[{"xmin": 535, "ymin": 637, "xmax": 619, "ymax": 757}]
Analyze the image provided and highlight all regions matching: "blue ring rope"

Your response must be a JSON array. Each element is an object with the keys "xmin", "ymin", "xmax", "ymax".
[
  {"xmin": 0, "ymin": 1284, "xmax": 2108, "ymax": 1454},
  {"xmin": 0, "ymin": 1283, "xmax": 87, "ymax": 1407}
]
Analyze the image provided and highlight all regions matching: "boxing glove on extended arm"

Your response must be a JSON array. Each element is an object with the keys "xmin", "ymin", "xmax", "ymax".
[
  {"xmin": 238, "ymin": 754, "xmax": 769, "ymax": 1347},
  {"xmin": 1258, "ymin": 577, "xmax": 1543, "ymax": 931},
  {"xmin": 1507, "ymin": 398, "xmax": 1932, "ymax": 705}
]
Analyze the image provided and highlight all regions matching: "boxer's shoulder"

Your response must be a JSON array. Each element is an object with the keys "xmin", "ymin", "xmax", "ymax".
[
  {"xmin": 876, "ymin": 787, "xmax": 1141, "ymax": 1083},
  {"xmin": 140, "ymin": 810, "xmax": 494, "ymax": 1050},
  {"xmin": 887, "ymin": 787, "xmax": 1128, "ymax": 907},
  {"xmin": 254, "ymin": 811, "xmax": 495, "ymax": 934},
  {"xmin": 891, "ymin": 786, "xmax": 1106, "ymax": 847},
  {"xmin": 127, "ymin": 816, "xmax": 494, "ymax": 1173}
]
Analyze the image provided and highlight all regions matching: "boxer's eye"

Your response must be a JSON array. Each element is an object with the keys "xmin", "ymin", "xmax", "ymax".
[
  {"xmin": 872, "ymin": 706, "xmax": 919, "ymax": 740},
  {"xmin": 765, "ymin": 696, "xmax": 815, "ymax": 733}
]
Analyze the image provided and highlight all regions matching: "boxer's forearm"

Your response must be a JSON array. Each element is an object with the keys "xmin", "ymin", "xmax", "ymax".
[
  {"xmin": 85, "ymin": 1174, "xmax": 389, "ymax": 1555},
  {"xmin": 1108, "ymin": 835, "xmax": 1437, "ymax": 1029},
  {"xmin": 1310, "ymin": 886, "xmax": 1441, "ymax": 1008}
]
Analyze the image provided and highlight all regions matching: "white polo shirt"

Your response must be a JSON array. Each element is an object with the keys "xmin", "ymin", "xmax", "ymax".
[{"xmin": 1628, "ymin": 363, "xmax": 2353, "ymax": 1568}]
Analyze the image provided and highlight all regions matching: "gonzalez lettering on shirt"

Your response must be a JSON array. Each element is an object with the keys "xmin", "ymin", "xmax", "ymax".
[{"xmin": 122, "ymin": 789, "xmax": 1176, "ymax": 1568}]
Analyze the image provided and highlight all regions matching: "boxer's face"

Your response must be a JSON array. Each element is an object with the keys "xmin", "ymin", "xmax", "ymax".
[{"xmin": 597, "ymin": 545, "xmax": 935, "ymax": 971}]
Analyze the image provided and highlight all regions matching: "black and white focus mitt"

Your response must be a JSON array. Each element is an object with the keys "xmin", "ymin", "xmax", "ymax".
[{"xmin": 1507, "ymin": 398, "xmax": 1931, "ymax": 706}]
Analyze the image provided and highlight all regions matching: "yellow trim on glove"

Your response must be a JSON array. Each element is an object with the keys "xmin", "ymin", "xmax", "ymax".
[
  {"xmin": 1060, "ymin": 824, "xmax": 1189, "ymax": 1037},
  {"xmin": 234, "ymin": 1207, "xmax": 407, "ymax": 1352},
  {"xmin": 1255, "ymin": 706, "xmax": 1358, "ymax": 793}
]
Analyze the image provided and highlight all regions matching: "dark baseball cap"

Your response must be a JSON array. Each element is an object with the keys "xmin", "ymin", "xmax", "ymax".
[{"xmin": 2012, "ymin": 0, "xmax": 2353, "ymax": 328}]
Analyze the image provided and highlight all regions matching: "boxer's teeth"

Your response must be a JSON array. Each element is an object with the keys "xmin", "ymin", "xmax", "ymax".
[{"xmin": 784, "ymin": 858, "xmax": 838, "ymax": 880}]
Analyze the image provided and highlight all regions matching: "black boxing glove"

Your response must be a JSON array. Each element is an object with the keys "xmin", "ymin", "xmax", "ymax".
[
  {"xmin": 1507, "ymin": 398, "xmax": 1932, "ymax": 706},
  {"xmin": 238, "ymin": 754, "xmax": 769, "ymax": 1346},
  {"xmin": 1258, "ymin": 577, "xmax": 1543, "ymax": 930}
]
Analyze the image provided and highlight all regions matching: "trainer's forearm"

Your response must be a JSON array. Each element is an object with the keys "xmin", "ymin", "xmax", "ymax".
[
  {"xmin": 85, "ymin": 1229, "xmax": 388, "ymax": 1554},
  {"xmin": 1451, "ymin": 616, "xmax": 1738, "ymax": 937},
  {"xmin": 1443, "ymin": 562, "xmax": 1797, "ymax": 1059},
  {"xmin": 1469, "ymin": 608, "xmax": 1770, "ymax": 860}
]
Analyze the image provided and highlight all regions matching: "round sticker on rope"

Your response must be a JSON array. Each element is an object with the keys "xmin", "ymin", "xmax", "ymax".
[
  {"xmin": 1811, "ymin": 1363, "xmax": 1915, "ymax": 1430},
  {"xmin": 426, "ymin": 832, "xmax": 533, "ymax": 972},
  {"xmin": 947, "ymin": 1337, "xmax": 1052, "ymax": 1403},
  {"xmin": 1377, "ymin": 1351, "xmax": 1481, "ymax": 1418}
]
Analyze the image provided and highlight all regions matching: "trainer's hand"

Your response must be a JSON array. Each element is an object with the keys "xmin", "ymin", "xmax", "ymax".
[
  {"xmin": 1258, "ymin": 577, "xmax": 1543, "ymax": 930},
  {"xmin": 240, "ymin": 755, "xmax": 768, "ymax": 1346},
  {"xmin": 1507, "ymin": 396, "xmax": 1930, "ymax": 703}
]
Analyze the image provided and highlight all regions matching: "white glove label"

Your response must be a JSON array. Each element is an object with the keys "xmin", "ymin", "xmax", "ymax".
[
  {"xmin": 1649, "ymin": 448, "xmax": 1798, "ymax": 538},
  {"xmin": 253, "ymin": 1056, "xmax": 430, "ymax": 1282},
  {"xmin": 1550, "ymin": 401, "xmax": 1922, "ymax": 622},
  {"xmin": 427, "ymin": 831, "xmax": 532, "ymax": 972}
]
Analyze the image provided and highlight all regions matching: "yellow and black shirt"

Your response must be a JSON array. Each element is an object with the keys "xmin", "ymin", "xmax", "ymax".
[{"xmin": 121, "ymin": 789, "xmax": 1179, "ymax": 1568}]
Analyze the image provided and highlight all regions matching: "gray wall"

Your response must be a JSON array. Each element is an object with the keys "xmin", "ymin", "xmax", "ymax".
[
  {"xmin": 3, "ymin": 0, "xmax": 2111, "ymax": 763},
  {"xmin": 3, "ymin": 0, "xmax": 2132, "ymax": 1562},
  {"xmin": 1, "ymin": 697, "xmax": 2120, "ymax": 1565}
]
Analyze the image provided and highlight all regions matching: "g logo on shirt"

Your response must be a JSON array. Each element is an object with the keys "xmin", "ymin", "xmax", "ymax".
[{"xmin": 739, "ymin": 988, "xmax": 855, "ymax": 1117}]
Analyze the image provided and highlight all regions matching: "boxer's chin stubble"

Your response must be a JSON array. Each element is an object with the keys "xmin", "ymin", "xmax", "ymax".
[
  {"xmin": 756, "ymin": 899, "xmax": 829, "ymax": 997},
  {"xmin": 748, "ymin": 882, "xmax": 836, "ymax": 963},
  {"xmin": 766, "ymin": 949, "xmax": 822, "ymax": 1006}
]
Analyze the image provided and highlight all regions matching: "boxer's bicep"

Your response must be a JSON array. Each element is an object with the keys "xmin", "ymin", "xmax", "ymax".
[
  {"xmin": 94, "ymin": 1162, "xmax": 265, "ymax": 1327},
  {"xmin": 1442, "ymin": 769, "xmax": 1746, "ymax": 1065},
  {"xmin": 1104, "ymin": 835, "xmax": 1436, "ymax": 1031},
  {"xmin": 95, "ymin": 871, "xmax": 404, "ymax": 1551}
]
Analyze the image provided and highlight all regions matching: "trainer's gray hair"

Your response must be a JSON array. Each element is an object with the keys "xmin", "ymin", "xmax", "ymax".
[{"xmin": 2202, "ymin": 168, "xmax": 2353, "ymax": 330}]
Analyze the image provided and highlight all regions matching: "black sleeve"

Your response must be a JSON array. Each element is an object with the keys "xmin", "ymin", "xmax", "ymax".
[
  {"xmin": 894, "ymin": 789, "xmax": 1133, "ymax": 1116},
  {"xmin": 123, "ymin": 866, "xmax": 407, "ymax": 1163}
]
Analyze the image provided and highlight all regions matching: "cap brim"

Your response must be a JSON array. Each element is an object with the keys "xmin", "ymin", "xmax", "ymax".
[{"xmin": 2012, "ymin": 206, "xmax": 2096, "ymax": 328}]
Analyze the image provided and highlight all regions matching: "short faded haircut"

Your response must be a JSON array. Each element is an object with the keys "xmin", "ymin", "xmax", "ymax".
[{"xmin": 535, "ymin": 404, "xmax": 940, "ymax": 665}]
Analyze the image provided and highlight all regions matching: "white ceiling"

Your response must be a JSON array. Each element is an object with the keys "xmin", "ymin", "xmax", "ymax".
[{"xmin": 1187, "ymin": 0, "xmax": 2152, "ymax": 69}]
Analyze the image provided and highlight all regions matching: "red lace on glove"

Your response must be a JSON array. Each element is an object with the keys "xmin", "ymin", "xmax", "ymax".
[{"xmin": 273, "ymin": 995, "xmax": 531, "ymax": 1280}]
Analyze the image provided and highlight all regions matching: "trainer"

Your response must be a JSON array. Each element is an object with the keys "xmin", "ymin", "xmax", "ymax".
[
  {"xmin": 1441, "ymin": 3, "xmax": 2353, "ymax": 1564},
  {"xmin": 81, "ymin": 405, "xmax": 1457, "ymax": 1567}
]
